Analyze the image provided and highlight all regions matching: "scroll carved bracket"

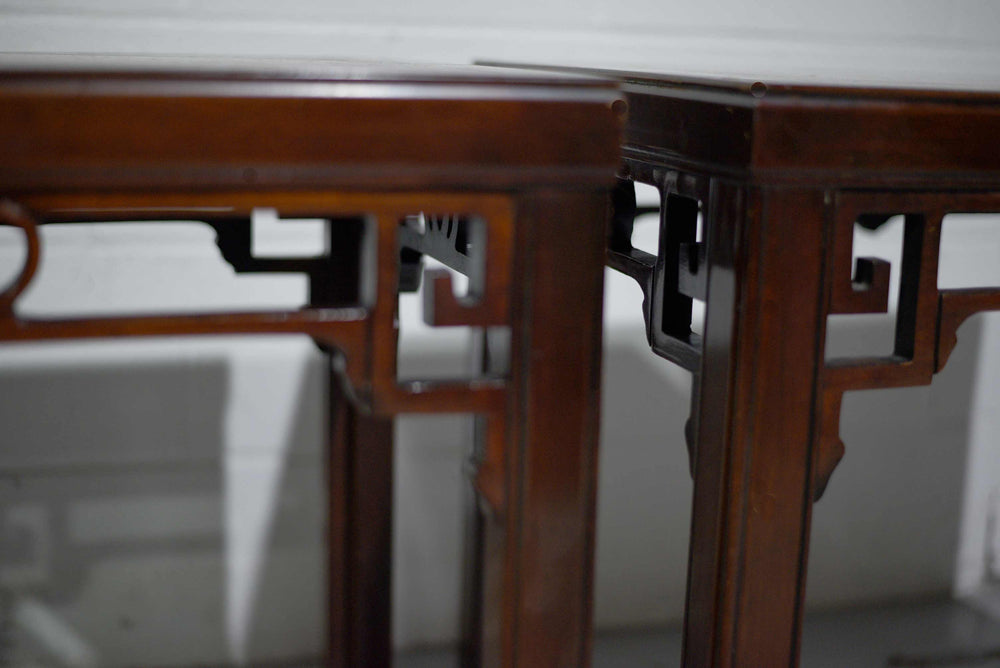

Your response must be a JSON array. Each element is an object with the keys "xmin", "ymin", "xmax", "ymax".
[
  {"xmin": 607, "ymin": 176, "xmax": 703, "ymax": 372},
  {"xmin": 607, "ymin": 174, "xmax": 708, "ymax": 478},
  {"xmin": 0, "ymin": 199, "xmax": 40, "ymax": 318},
  {"xmin": 813, "ymin": 391, "xmax": 846, "ymax": 502},
  {"xmin": 815, "ymin": 206, "xmax": 942, "ymax": 500},
  {"xmin": 816, "ymin": 195, "xmax": 1000, "ymax": 501}
]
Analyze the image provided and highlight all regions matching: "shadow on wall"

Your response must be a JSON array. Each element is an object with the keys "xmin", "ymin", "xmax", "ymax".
[
  {"xmin": 0, "ymin": 345, "xmax": 327, "ymax": 667},
  {"xmin": 239, "ymin": 352, "xmax": 325, "ymax": 664},
  {"xmin": 0, "ymin": 315, "xmax": 986, "ymax": 664},
  {"xmin": 0, "ymin": 357, "xmax": 232, "ymax": 666},
  {"xmin": 594, "ymin": 340, "xmax": 693, "ymax": 630}
]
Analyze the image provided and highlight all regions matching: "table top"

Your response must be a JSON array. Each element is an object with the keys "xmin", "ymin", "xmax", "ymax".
[
  {"xmin": 0, "ymin": 54, "xmax": 617, "ymax": 89},
  {"xmin": 0, "ymin": 56, "xmax": 624, "ymax": 192},
  {"xmin": 481, "ymin": 61, "xmax": 1000, "ymax": 101},
  {"xmin": 487, "ymin": 62, "xmax": 1000, "ymax": 188}
]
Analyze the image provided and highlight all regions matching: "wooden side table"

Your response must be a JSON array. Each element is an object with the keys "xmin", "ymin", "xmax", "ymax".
[
  {"xmin": 501, "ymin": 64, "xmax": 1000, "ymax": 667},
  {"xmin": 0, "ymin": 58, "xmax": 624, "ymax": 668}
]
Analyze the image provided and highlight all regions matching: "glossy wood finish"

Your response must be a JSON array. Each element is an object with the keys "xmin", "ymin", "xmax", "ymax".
[
  {"xmin": 0, "ymin": 59, "xmax": 624, "ymax": 667},
  {"xmin": 328, "ymin": 376, "xmax": 393, "ymax": 668},
  {"xmin": 525, "ymin": 66, "xmax": 1000, "ymax": 667},
  {"xmin": 498, "ymin": 191, "xmax": 607, "ymax": 667}
]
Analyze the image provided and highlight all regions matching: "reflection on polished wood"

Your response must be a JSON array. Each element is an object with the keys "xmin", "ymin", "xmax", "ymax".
[
  {"xmin": 0, "ymin": 60, "xmax": 624, "ymax": 667},
  {"xmin": 503, "ymin": 62, "xmax": 1000, "ymax": 668}
]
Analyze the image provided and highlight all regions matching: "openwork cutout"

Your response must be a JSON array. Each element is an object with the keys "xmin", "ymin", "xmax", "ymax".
[
  {"xmin": 399, "ymin": 213, "xmax": 499, "ymax": 327},
  {"xmin": 826, "ymin": 209, "xmax": 937, "ymax": 367},
  {"xmin": 825, "ymin": 215, "xmax": 902, "ymax": 360},
  {"xmin": 611, "ymin": 180, "xmax": 1000, "ymax": 502},
  {"xmin": 938, "ymin": 214, "xmax": 1000, "ymax": 290},
  {"xmin": 396, "ymin": 213, "xmax": 500, "ymax": 383},
  {"xmin": 0, "ymin": 191, "xmax": 516, "ymax": 518},
  {"xmin": 815, "ymin": 192, "xmax": 1000, "ymax": 500},
  {"xmin": 208, "ymin": 213, "xmax": 374, "ymax": 309},
  {"xmin": 608, "ymin": 176, "xmax": 705, "ymax": 372},
  {"xmin": 608, "ymin": 174, "xmax": 708, "ymax": 475}
]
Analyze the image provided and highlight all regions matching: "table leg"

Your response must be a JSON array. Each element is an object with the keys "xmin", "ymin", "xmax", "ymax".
[
  {"xmin": 327, "ymin": 372, "xmax": 394, "ymax": 668},
  {"xmin": 683, "ymin": 185, "xmax": 828, "ymax": 668},
  {"xmin": 473, "ymin": 191, "xmax": 606, "ymax": 668},
  {"xmin": 460, "ymin": 433, "xmax": 486, "ymax": 667}
]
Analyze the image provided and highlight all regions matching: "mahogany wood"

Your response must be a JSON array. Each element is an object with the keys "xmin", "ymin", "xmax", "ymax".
[
  {"xmin": 328, "ymin": 377, "xmax": 394, "ymax": 668},
  {"xmin": 0, "ymin": 59, "xmax": 623, "ymax": 668},
  {"xmin": 497, "ymin": 62, "xmax": 1000, "ymax": 667},
  {"xmin": 622, "ymin": 75, "xmax": 1000, "ymax": 668}
]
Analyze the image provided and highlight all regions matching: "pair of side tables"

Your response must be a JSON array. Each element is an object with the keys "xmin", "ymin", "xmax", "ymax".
[{"xmin": 2, "ymin": 58, "xmax": 999, "ymax": 667}]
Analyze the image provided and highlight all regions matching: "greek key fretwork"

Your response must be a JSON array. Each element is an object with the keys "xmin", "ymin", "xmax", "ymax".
[
  {"xmin": 826, "ymin": 208, "xmax": 942, "ymax": 383},
  {"xmin": 0, "ymin": 191, "xmax": 516, "ymax": 516},
  {"xmin": 829, "ymin": 209, "xmax": 892, "ymax": 316},
  {"xmin": 398, "ymin": 210, "xmax": 512, "ymax": 328},
  {"xmin": 608, "ymin": 175, "xmax": 705, "ymax": 372},
  {"xmin": 608, "ymin": 171, "xmax": 715, "ymax": 480},
  {"xmin": 0, "ymin": 192, "xmax": 514, "ymax": 401},
  {"xmin": 206, "ymin": 214, "xmax": 371, "ymax": 308},
  {"xmin": 815, "ymin": 191, "xmax": 1000, "ymax": 501}
]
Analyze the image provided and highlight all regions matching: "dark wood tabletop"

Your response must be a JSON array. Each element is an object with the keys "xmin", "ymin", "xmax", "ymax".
[
  {"xmin": 482, "ymin": 62, "xmax": 1000, "ymax": 187},
  {"xmin": 0, "ymin": 56, "xmax": 624, "ymax": 193},
  {"xmin": 482, "ymin": 60, "xmax": 1000, "ymax": 668}
]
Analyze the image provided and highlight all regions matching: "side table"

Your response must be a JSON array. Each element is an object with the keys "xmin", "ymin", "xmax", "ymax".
[
  {"xmin": 499, "ymin": 64, "xmax": 1000, "ymax": 667},
  {"xmin": 0, "ymin": 58, "xmax": 624, "ymax": 668}
]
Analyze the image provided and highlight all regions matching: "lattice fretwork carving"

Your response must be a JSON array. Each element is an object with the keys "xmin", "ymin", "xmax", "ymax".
[
  {"xmin": 0, "ymin": 191, "xmax": 516, "ymax": 515},
  {"xmin": 398, "ymin": 212, "xmax": 510, "ymax": 328},
  {"xmin": 609, "ymin": 176, "xmax": 1000, "ymax": 503},
  {"xmin": 608, "ymin": 173, "xmax": 710, "ymax": 476},
  {"xmin": 815, "ymin": 192, "xmax": 1000, "ymax": 500},
  {"xmin": 607, "ymin": 174, "xmax": 705, "ymax": 372}
]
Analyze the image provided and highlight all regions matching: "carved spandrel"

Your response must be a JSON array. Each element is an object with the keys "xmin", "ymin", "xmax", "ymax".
[
  {"xmin": 607, "ymin": 176, "xmax": 704, "ymax": 373},
  {"xmin": 611, "ymin": 179, "xmax": 1000, "ymax": 504},
  {"xmin": 608, "ymin": 174, "xmax": 708, "ymax": 477},
  {"xmin": 1, "ymin": 191, "xmax": 513, "ymax": 399},
  {"xmin": 366, "ymin": 202, "xmax": 514, "ymax": 515},
  {"xmin": 815, "ymin": 202, "xmax": 942, "ymax": 499},
  {"xmin": 814, "ymin": 194, "xmax": 1000, "ymax": 501},
  {"xmin": 0, "ymin": 191, "xmax": 517, "ymax": 517},
  {"xmin": 365, "ymin": 202, "xmax": 513, "ymax": 395}
]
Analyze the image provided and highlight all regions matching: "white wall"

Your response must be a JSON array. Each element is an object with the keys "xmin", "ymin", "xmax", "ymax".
[
  {"xmin": 2, "ymin": 2, "xmax": 1000, "ymax": 664},
  {"xmin": 1, "ymin": 0, "xmax": 999, "ymax": 87}
]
